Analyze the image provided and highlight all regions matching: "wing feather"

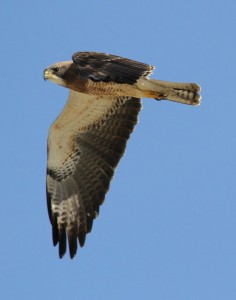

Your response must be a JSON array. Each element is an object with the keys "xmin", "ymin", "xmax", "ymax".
[
  {"xmin": 47, "ymin": 92, "xmax": 142, "ymax": 258},
  {"xmin": 72, "ymin": 51, "xmax": 154, "ymax": 84}
]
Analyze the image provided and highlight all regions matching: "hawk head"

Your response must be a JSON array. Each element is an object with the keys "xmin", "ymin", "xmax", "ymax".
[{"xmin": 44, "ymin": 61, "xmax": 77, "ymax": 88}]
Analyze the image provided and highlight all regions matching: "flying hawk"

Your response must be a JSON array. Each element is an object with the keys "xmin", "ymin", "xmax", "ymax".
[{"xmin": 44, "ymin": 51, "xmax": 201, "ymax": 259}]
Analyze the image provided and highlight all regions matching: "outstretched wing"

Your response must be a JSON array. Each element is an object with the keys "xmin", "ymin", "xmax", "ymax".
[
  {"xmin": 46, "ymin": 91, "xmax": 141, "ymax": 258},
  {"xmin": 72, "ymin": 51, "xmax": 155, "ymax": 84}
]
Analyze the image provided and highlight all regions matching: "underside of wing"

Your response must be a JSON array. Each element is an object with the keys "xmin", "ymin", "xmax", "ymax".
[
  {"xmin": 72, "ymin": 51, "xmax": 155, "ymax": 84},
  {"xmin": 46, "ymin": 93, "xmax": 142, "ymax": 258}
]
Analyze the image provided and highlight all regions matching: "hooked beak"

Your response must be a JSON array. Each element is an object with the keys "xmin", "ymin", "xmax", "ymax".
[{"xmin": 43, "ymin": 69, "xmax": 52, "ymax": 81}]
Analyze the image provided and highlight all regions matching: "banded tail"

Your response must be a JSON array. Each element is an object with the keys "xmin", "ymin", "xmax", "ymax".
[{"xmin": 137, "ymin": 78, "xmax": 201, "ymax": 106}]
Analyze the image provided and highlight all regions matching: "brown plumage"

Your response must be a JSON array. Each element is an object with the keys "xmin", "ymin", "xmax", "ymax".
[{"xmin": 44, "ymin": 51, "xmax": 201, "ymax": 258}]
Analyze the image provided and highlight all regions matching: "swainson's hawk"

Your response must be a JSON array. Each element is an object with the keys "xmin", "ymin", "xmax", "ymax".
[{"xmin": 44, "ymin": 51, "xmax": 201, "ymax": 258}]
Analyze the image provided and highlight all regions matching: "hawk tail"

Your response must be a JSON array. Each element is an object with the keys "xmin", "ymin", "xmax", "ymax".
[{"xmin": 139, "ymin": 79, "xmax": 201, "ymax": 106}]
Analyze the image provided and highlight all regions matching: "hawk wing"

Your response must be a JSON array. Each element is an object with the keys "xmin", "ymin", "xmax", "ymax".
[
  {"xmin": 47, "ymin": 90, "xmax": 142, "ymax": 258},
  {"xmin": 72, "ymin": 51, "xmax": 155, "ymax": 84}
]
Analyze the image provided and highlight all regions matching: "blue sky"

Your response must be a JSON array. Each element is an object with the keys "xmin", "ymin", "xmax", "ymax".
[{"xmin": 1, "ymin": 1, "xmax": 235, "ymax": 299}]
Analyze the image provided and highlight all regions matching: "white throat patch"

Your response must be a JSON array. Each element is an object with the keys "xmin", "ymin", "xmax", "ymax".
[{"xmin": 49, "ymin": 74, "xmax": 66, "ymax": 86}]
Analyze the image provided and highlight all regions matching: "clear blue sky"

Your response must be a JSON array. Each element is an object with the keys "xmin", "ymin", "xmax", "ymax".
[{"xmin": 1, "ymin": 1, "xmax": 235, "ymax": 299}]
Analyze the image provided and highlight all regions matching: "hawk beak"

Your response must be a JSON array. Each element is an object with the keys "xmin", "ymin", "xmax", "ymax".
[
  {"xmin": 44, "ymin": 69, "xmax": 51, "ymax": 81},
  {"xmin": 43, "ymin": 67, "xmax": 65, "ymax": 86}
]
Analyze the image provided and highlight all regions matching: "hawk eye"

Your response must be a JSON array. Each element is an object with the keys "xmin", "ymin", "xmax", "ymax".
[{"xmin": 52, "ymin": 67, "xmax": 60, "ymax": 73}]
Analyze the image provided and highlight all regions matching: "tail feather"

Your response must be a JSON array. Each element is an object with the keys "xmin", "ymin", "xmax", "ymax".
[
  {"xmin": 151, "ymin": 79, "xmax": 201, "ymax": 106},
  {"xmin": 137, "ymin": 78, "xmax": 201, "ymax": 106},
  {"xmin": 166, "ymin": 87, "xmax": 201, "ymax": 106}
]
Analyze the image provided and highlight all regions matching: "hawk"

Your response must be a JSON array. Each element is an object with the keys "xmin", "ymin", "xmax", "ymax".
[{"xmin": 44, "ymin": 51, "xmax": 201, "ymax": 259}]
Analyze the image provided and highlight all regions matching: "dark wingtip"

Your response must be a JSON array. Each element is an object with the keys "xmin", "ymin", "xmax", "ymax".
[
  {"xmin": 52, "ymin": 215, "xmax": 59, "ymax": 246},
  {"xmin": 68, "ymin": 231, "xmax": 78, "ymax": 259},
  {"xmin": 86, "ymin": 217, "xmax": 94, "ymax": 233},
  {"xmin": 52, "ymin": 228, "xmax": 59, "ymax": 246},
  {"xmin": 58, "ymin": 226, "xmax": 67, "ymax": 258},
  {"xmin": 78, "ymin": 229, "xmax": 86, "ymax": 247},
  {"xmin": 69, "ymin": 253, "xmax": 76, "ymax": 259}
]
